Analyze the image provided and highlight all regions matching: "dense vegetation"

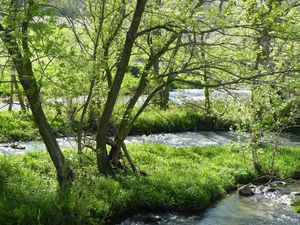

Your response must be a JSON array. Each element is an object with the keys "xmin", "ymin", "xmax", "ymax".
[
  {"xmin": 0, "ymin": 106, "xmax": 233, "ymax": 142},
  {"xmin": 1, "ymin": 144, "xmax": 300, "ymax": 225},
  {"xmin": 0, "ymin": 0, "xmax": 299, "ymax": 224}
]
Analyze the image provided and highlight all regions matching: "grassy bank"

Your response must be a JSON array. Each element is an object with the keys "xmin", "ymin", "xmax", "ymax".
[
  {"xmin": 0, "ymin": 106, "xmax": 232, "ymax": 142},
  {"xmin": 130, "ymin": 106, "xmax": 231, "ymax": 134},
  {"xmin": 0, "ymin": 144, "xmax": 299, "ymax": 225},
  {"xmin": 0, "ymin": 112, "xmax": 39, "ymax": 142},
  {"xmin": 0, "ymin": 111, "xmax": 67, "ymax": 142},
  {"xmin": 294, "ymin": 201, "xmax": 300, "ymax": 213}
]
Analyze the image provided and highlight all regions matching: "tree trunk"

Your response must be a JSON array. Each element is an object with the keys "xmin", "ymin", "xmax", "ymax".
[
  {"xmin": 200, "ymin": 34, "xmax": 211, "ymax": 115},
  {"xmin": 96, "ymin": 0, "xmax": 147, "ymax": 175},
  {"xmin": 121, "ymin": 143, "xmax": 137, "ymax": 173},
  {"xmin": 20, "ymin": 62, "xmax": 73, "ymax": 187},
  {"xmin": 8, "ymin": 70, "xmax": 14, "ymax": 111},
  {"xmin": 77, "ymin": 79, "xmax": 95, "ymax": 153},
  {"xmin": 204, "ymin": 77, "xmax": 211, "ymax": 114},
  {"xmin": 160, "ymin": 35, "xmax": 182, "ymax": 109},
  {"xmin": 1, "ymin": 19, "xmax": 73, "ymax": 188},
  {"xmin": 12, "ymin": 71, "xmax": 27, "ymax": 111}
]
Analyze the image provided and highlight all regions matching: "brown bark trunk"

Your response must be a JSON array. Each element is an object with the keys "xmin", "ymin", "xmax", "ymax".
[
  {"xmin": 21, "ymin": 63, "xmax": 73, "ymax": 187},
  {"xmin": 108, "ymin": 34, "xmax": 178, "ymax": 166},
  {"xmin": 200, "ymin": 34, "xmax": 211, "ymax": 114},
  {"xmin": 96, "ymin": 0, "xmax": 147, "ymax": 175},
  {"xmin": 77, "ymin": 79, "xmax": 95, "ymax": 153},
  {"xmin": 161, "ymin": 35, "xmax": 182, "ymax": 110},
  {"xmin": 12, "ymin": 72, "xmax": 27, "ymax": 111},
  {"xmin": 121, "ymin": 143, "xmax": 137, "ymax": 173},
  {"xmin": 8, "ymin": 71, "xmax": 14, "ymax": 111},
  {"xmin": 1, "ymin": 17, "xmax": 73, "ymax": 188}
]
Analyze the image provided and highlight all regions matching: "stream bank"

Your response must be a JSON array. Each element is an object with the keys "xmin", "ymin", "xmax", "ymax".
[
  {"xmin": 1, "ymin": 143, "xmax": 300, "ymax": 225},
  {"xmin": 1, "ymin": 131, "xmax": 300, "ymax": 155},
  {"xmin": 120, "ymin": 181, "xmax": 300, "ymax": 225}
]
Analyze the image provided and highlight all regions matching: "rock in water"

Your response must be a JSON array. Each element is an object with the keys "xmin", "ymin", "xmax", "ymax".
[
  {"xmin": 10, "ymin": 143, "xmax": 26, "ymax": 150},
  {"xmin": 138, "ymin": 214, "xmax": 162, "ymax": 224},
  {"xmin": 238, "ymin": 184, "xmax": 255, "ymax": 197},
  {"xmin": 291, "ymin": 192, "xmax": 300, "ymax": 197}
]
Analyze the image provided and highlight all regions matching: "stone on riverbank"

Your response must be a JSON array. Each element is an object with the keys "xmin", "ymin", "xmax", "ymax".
[{"xmin": 238, "ymin": 184, "xmax": 255, "ymax": 196}]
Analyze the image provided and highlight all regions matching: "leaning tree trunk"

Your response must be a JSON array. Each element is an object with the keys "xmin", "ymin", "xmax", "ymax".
[
  {"xmin": 160, "ymin": 35, "xmax": 182, "ymax": 110},
  {"xmin": 1, "ymin": 20, "xmax": 73, "ymax": 188},
  {"xmin": 8, "ymin": 70, "xmax": 14, "ymax": 111},
  {"xmin": 96, "ymin": 0, "xmax": 147, "ymax": 175},
  {"xmin": 12, "ymin": 71, "xmax": 27, "ymax": 111},
  {"xmin": 18, "ymin": 57, "xmax": 73, "ymax": 188},
  {"xmin": 10, "ymin": 64, "xmax": 27, "ymax": 111}
]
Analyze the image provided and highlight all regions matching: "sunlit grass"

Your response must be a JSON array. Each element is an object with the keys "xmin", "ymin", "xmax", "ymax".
[{"xmin": 0, "ymin": 144, "xmax": 299, "ymax": 225}]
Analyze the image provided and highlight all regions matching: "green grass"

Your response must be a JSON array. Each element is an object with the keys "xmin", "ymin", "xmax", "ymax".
[
  {"xmin": 130, "ymin": 105, "xmax": 232, "ymax": 134},
  {"xmin": 0, "ymin": 144, "xmax": 299, "ymax": 225},
  {"xmin": 0, "ymin": 106, "xmax": 233, "ymax": 142},
  {"xmin": 0, "ymin": 111, "xmax": 70, "ymax": 142},
  {"xmin": 0, "ymin": 112, "xmax": 39, "ymax": 142},
  {"xmin": 294, "ymin": 201, "xmax": 300, "ymax": 213}
]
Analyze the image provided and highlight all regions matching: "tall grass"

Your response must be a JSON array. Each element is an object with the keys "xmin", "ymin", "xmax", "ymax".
[
  {"xmin": 0, "ymin": 112, "xmax": 39, "ymax": 142},
  {"xmin": 130, "ymin": 106, "xmax": 232, "ymax": 134},
  {"xmin": 0, "ymin": 106, "xmax": 233, "ymax": 142},
  {"xmin": 0, "ymin": 144, "xmax": 299, "ymax": 225}
]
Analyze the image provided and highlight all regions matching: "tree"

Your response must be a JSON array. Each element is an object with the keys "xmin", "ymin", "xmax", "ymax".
[{"xmin": 0, "ymin": 0, "xmax": 73, "ymax": 188}]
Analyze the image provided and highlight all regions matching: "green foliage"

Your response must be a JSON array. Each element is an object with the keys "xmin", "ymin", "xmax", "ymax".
[
  {"xmin": 0, "ymin": 105, "xmax": 234, "ymax": 142},
  {"xmin": 0, "ymin": 111, "xmax": 71, "ymax": 142},
  {"xmin": 265, "ymin": 146, "xmax": 300, "ymax": 179},
  {"xmin": 294, "ymin": 200, "xmax": 300, "ymax": 213},
  {"xmin": 1, "ymin": 144, "xmax": 299, "ymax": 225},
  {"xmin": 130, "ymin": 106, "xmax": 232, "ymax": 134},
  {"xmin": 0, "ymin": 112, "xmax": 39, "ymax": 142}
]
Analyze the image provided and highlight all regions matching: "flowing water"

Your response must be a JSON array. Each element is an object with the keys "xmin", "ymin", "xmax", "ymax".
[
  {"xmin": 121, "ymin": 88, "xmax": 251, "ymax": 105},
  {"xmin": 1, "ymin": 131, "xmax": 299, "ymax": 154},
  {"xmin": 120, "ymin": 183, "xmax": 300, "ymax": 225},
  {"xmin": 0, "ymin": 88, "xmax": 250, "ymax": 111},
  {"xmin": 1, "ymin": 88, "xmax": 299, "ymax": 224}
]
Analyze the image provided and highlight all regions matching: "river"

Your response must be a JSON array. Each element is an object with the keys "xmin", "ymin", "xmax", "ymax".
[
  {"xmin": 0, "ymin": 88, "xmax": 251, "ymax": 111},
  {"xmin": 1, "ymin": 131, "xmax": 299, "ymax": 224},
  {"xmin": 120, "ymin": 183, "xmax": 300, "ymax": 225},
  {"xmin": 1, "ymin": 131, "xmax": 299, "ymax": 154}
]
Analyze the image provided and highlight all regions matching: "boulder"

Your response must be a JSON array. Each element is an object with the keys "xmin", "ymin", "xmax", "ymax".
[
  {"xmin": 270, "ymin": 181, "xmax": 287, "ymax": 187},
  {"xmin": 238, "ymin": 184, "xmax": 255, "ymax": 197},
  {"xmin": 265, "ymin": 187, "xmax": 278, "ymax": 193}
]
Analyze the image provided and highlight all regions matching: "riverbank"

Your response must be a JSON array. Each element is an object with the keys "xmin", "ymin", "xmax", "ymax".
[
  {"xmin": 0, "ymin": 107, "xmax": 232, "ymax": 142},
  {"xmin": 295, "ymin": 201, "xmax": 300, "ymax": 213},
  {"xmin": 1, "ymin": 143, "xmax": 299, "ymax": 225}
]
